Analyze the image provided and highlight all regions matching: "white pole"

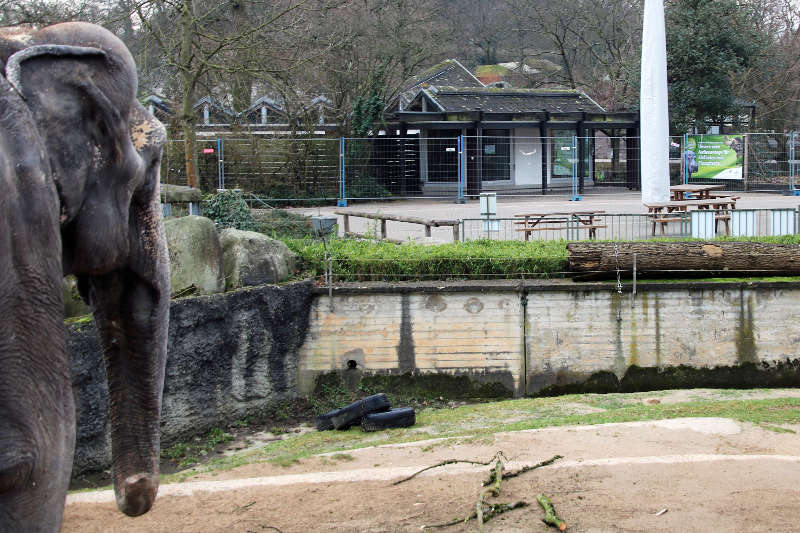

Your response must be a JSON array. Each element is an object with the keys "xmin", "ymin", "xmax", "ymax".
[{"xmin": 640, "ymin": 0, "xmax": 670, "ymax": 204}]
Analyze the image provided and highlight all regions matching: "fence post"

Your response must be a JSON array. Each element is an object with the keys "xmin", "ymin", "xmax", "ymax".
[
  {"xmin": 682, "ymin": 133, "xmax": 687, "ymax": 184},
  {"xmin": 791, "ymin": 131, "xmax": 800, "ymax": 196},
  {"xmin": 743, "ymin": 133, "xmax": 749, "ymax": 191},
  {"xmin": 217, "ymin": 138, "xmax": 224, "ymax": 190},
  {"xmin": 457, "ymin": 135, "xmax": 466, "ymax": 204},
  {"xmin": 337, "ymin": 137, "xmax": 347, "ymax": 207},
  {"xmin": 570, "ymin": 135, "xmax": 581, "ymax": 201}
]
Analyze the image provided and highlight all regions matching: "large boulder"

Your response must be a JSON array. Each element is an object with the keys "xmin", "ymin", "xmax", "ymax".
[
  {"xmin": 164, "ymin": 216, "xmax": 224, "ymax": 295},
  {"xmin": 220, "ymin": 228, "xmax": 296, "ymax": 290}
]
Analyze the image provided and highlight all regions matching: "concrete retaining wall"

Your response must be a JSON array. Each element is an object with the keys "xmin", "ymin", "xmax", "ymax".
[
  {"xmin": 68, "ymin": 279, "xmax": 800, "ymax": 474},
  {"xmin": 298, "ymin": 290, "xmax": 523, "ymax": 395},
  {"xmin": 298, "ymin": 282, "xmax": 800, "ymax": 396}
]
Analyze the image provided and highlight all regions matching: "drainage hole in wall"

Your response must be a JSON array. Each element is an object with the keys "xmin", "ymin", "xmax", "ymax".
[{"xmin": 346, "ymin": 360, "xmax": 358, "ymax": 370}]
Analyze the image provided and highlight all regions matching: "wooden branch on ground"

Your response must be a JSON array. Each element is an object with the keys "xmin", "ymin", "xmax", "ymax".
[
  {"xmin": 392, "ymin": 452, "xmax": 507, "ymax": 486},
  {"xmin": 537, "ymin": 494, "xmax": 567, "ymax": 531},
  {"xmin": 477, "ymin": 458, "xmax": 504, "ymax": 531},
  {"xmin": 421, "ymin": 502, "xmax": 527, "ymax": 531},
  {"xmin": 482, "ymin": 455, "xmax": 563, "ymax": 486}
]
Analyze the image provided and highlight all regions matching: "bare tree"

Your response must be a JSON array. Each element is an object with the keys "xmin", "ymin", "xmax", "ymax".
[
  {"xmin": 133, "ymin": 0, "xmax": 343, "ymax": 188},
  {"xmin": 730, "ymin": 0, "xmax": 800, "ymax": 131},
  {"xmin": 0, "ymin": 0, "xmax": 104, "ymax": 25}
]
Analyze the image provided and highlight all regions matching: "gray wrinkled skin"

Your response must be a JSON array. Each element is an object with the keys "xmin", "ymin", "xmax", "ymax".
[{"xmin": 0, "ymin": 22, "xmax": 169, "ymax": 532}]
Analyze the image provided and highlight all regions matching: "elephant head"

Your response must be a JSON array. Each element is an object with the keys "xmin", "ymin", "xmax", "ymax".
[{"xmin": 0, "ymin": 22, "xmax": 168, "ymax": 530}]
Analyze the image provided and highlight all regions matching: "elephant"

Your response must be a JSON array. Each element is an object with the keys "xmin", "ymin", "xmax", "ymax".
[{"xmin": 0, "ymin": 22, "xmax": 169, "ymax": 531}]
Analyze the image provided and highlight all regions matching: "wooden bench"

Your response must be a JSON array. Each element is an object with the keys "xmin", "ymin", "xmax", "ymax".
[
  {"xmin": 650, "ymin": 215, "xmax": 688, "ymax": 235},
  {"xmin": 334, "ymin": 210, "xmax": 460, "ymax": 243},
  {"xmin": 514, "ymin": 212, "xmax": 606, "ymax": 240},
  {"xmin": 645, "ymin": 199, "xmax": 739, "ymax": 235}
]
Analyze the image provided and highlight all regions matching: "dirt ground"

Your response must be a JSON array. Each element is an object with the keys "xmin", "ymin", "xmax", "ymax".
[{"xmin": 64, "ymin": 415, "xmax": 800, "ymax": 533}]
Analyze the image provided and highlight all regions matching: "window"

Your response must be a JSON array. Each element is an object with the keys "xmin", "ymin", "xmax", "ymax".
[{"xmin": 481, "ymin": 129, "xmax": 510, "ymax": 181}]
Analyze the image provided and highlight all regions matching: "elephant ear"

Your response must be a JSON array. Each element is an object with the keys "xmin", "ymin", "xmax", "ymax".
[
  {"xmin": 5, "ymin": 44, "xmax": 108, "ymax": 97},
  {"xmin": 7, "ymin": 43, "xmax": 145, "ymax": 273}
]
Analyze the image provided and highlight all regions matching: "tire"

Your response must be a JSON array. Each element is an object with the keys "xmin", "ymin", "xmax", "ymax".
[
  {"xmin": 315, "ymin": 407, "xmax": 344, "ymax": 431},
  {"xmin": 361, "ymin": 407, "xmax": 416, "ymax": 432},
  {"xmin": 330, "ymin": 393, "xmax": 391, "ymax": 430}
]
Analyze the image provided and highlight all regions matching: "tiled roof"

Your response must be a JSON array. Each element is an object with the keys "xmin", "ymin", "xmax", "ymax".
[
  {"xmin": 418, "ymin": 86, "xmax": 605, "ymax": 114},
  {"xmin": 392, "ymin": 59, "xmax": 484, "ymax": 110}
]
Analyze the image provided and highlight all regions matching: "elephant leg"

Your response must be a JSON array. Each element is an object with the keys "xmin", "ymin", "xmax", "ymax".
[{"xmin": 0, "ymin": 63, "xmax": 73, "ymax": 532}]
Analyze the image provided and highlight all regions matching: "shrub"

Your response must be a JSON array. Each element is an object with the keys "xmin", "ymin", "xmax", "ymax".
[{"xmin": 201, "ymin": 189, "xmax": 258, "ymax": 231}]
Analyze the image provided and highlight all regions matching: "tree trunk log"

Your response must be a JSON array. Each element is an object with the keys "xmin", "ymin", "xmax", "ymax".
[{"xmin": 567, "ymin": 242, "xmax": 800, "ymax": 274}]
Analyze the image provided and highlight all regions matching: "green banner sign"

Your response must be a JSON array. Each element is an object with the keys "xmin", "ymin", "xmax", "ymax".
[{"xmin": 686, "ymin": 135, "xmax": 744, "ymax": 180}]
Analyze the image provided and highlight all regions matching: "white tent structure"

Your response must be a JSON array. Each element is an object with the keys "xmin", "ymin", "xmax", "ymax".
[{"xmin": 640, "ymin": 0, "xmax": 670, "ymax": 203}]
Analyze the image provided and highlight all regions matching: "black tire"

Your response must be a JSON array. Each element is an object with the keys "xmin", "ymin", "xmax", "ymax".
[
  {"xmin": 361, "ymin": 407, "xmax": 416, "ymax": 432},
  {"xmin": 330, "ymin": 393, "xmax": 391, "ymax": 430},
  {"xmin": 315, "ymin": 407, "xmax": 344, "ymax": 431}
]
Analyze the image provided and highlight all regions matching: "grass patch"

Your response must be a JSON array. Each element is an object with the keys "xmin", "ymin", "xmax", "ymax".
[
  {"xmin": 165, "ymin": 390, "xmax": 800, "ymax": 481},
  {"xmin": 280, "ymin": 232, "xmax": 800, "ymax": 282},
  {"xmin": 162, "ymin": 427, "xmax": 234, "ymax": 469},
  {"xmin": 65, "ymin": 315, "xmax": 93, "ymax": 325},
  {"xmin": 283, "ymin": 237, "xmax": 569, "ymax": 281}
]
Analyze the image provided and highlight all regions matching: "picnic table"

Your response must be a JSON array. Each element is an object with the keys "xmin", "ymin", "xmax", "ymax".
[
  {"xmin": 514, "ymin": 210, "xmax": 606, "ymax": 240},
  {"xmin": 644, "ymin": 197, "xmax": 740, "ymax": 235},
  {"xmin": 669, "ymin": 184, "xmax": 725, "ymax": 201}
]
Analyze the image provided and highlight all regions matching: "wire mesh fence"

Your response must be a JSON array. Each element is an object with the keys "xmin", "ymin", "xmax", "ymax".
[{"xmin": 160, "ymin": 132, "xmax": 800, "ymax": 203}]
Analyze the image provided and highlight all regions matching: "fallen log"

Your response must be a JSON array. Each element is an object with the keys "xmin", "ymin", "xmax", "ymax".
[{"xmin": 567, "ymin": 241, "xmax": 800, "ymax": 274}]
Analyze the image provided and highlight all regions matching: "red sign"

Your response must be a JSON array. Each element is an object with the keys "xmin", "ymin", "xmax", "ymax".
[{"xmin": 202, "ymin": 148, "xmax": 215, "ymax": 154}]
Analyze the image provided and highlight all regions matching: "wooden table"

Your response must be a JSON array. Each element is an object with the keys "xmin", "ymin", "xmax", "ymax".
[
  {"xmin": 514, "ymin": 211, "xmax": 606, "ymax": 240},
  {"xmin": 644, "ymin": 198, "xmax": 739, "ymax": 235},
  {"xmin": 669, "ymin": 184, "xmax": 725, "ymax": 201}
]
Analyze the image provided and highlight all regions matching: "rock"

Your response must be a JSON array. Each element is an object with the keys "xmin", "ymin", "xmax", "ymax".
[
  {"xmin": 63, "ymin": 275, "xmax": 91, "ymax": 318},
  {"xmin": 164, "ymin": 216, "xmax": 224, "ymax": 294},
  {"xmin": 220, "ymin": 228, "xmax": 296, "ymax": 290},
  {"xmin": 160, "ymin": 183, "xmax": 203, "ymax": 203},
  {"xmin": 68, "ymin": 281, "xmax": 314, "ymax": 476}
]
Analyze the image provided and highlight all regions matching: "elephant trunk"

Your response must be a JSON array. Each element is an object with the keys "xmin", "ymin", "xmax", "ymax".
[{"xmin": 83, "ymin": 193, "xmax": 169, "ymax": 517}]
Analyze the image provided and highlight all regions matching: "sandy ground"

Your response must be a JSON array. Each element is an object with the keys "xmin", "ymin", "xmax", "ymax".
[{"xmin": 64, "ymin": 416, "xmax": 800, "ymax": 533}]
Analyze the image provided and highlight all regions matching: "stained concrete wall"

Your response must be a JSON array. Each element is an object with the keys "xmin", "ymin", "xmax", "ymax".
[
  {"xmin": 298, "ymin": 290, "xmax": 522, "ymax": 395},
  {"xmin": 298, "ymin": 282, "xmax": 800, "ymax": 396},
  {"xmin": 523, "ymin": 286, "xmax": 798, "ymax": 393}
]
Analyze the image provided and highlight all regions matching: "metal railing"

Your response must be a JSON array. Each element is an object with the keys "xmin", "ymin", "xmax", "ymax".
[{"xmin": 460, "ymin": 208, "xmax": 800, "ymax": 242}]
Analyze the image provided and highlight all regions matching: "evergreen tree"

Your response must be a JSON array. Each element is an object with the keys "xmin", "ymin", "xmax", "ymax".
[{"xmin": 666, "ymin": 0, "xmax": 767, "ymax": 132}]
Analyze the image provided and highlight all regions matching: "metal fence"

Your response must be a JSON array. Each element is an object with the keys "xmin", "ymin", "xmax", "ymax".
[
  {"xmin": 461, "ymin": 208, "xmax": 800, "ymax": 242},
  {"xmin": 161, "ymin": 132, "xmax": 800, "ymax": 204}
]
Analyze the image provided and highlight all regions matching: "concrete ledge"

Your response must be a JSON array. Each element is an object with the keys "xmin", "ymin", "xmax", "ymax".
[{"xmin": 311, "ymin": 279, "xmax": 800, "ymax": 295}]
